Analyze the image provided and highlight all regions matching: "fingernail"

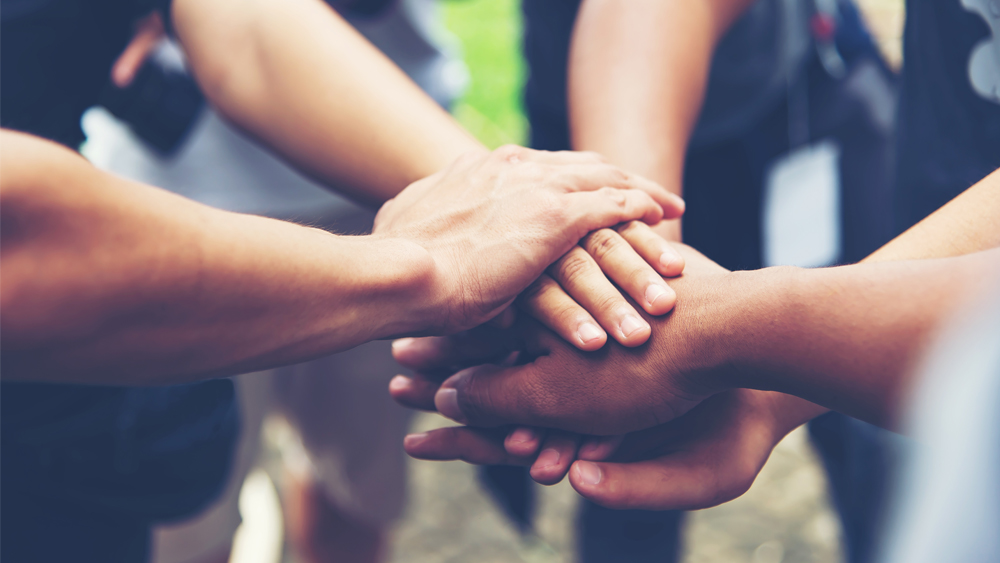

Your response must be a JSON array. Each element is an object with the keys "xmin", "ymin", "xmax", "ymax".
[
  {"xmin": 403, "ymin": 432, "xmax": 428, "ymax": 448},
  {"xmin": 578, "ymin": 322, "xmax": 603, "ymax": 344},
  {"xmin": 620, "ymin": 314, "xmax": 647, "ymax": 338},
  {"xmin": 391, "ymin": 338, "xmax": 415, "ymax": 355},
  {"xmin": 576, "ymin": 461, "xmax": 603, "ymax": 486},
  {"xmin": 645, "ymin": 284, "xmax": 669, "ymax": 308},
  {"xmin": 536, "ymin": 448, "xmax": 561, "ymax": 468},
  {"xmin": 660, "ymin": 248, "xmax": 681, "ymax": 270},
  {"xmin": 388, "ymin": 375, "xmax": 410, "ymax": 393},
  {"xmin": 509, "ymin": 427, "xmax": 536, "ymax": 444},
  {"xmin": 435, "ymin": 388, "xmax": 467, "ymax": 424}
]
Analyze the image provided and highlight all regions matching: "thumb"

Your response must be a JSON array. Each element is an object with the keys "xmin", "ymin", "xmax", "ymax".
[
  {"xmin": 568, "ymin": 452, "xmax": 755, "ymax": 512},
  {"xmin": 434, "ymin": 363, "xmax": 541, "ymax": 428}
]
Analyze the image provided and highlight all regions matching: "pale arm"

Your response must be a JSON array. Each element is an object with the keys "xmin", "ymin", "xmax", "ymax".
[
  {"xmin": 568, "ymin": 0, "xmax": 757, "ymax": 239},
  {"xmin": 171, "ymin": 0, "xmax": 482, "ymax": 205},
  {"xmin": 1, "ymin": 131, "xmax": 433, "ymax": 385}
]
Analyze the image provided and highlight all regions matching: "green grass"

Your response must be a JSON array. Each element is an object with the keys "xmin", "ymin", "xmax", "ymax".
[{"xmin": 442, "ymin": 0, "xmax": 528, "ymax": 148}]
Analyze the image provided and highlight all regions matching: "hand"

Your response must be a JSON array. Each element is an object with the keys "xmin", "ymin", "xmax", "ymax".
[
  {"xmin": 403, "ymin": 390, "xmax": 829, "ymax": 510},
  {"xmin": 519, "ymin": 220, "xmax": 686, "ymax": 351},
  {"xmin": 390, "ymin": 244, "xmax": 735, "ymax": 436},
  {"xmin": 373, "ymin": 146, "xmax": 685, "ymax": 335}
]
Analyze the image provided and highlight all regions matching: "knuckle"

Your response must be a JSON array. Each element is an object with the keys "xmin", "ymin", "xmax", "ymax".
[
  {"xmin": 593, "ymin": 293, "xmax": 627, "ymax": 316},
  {"xmin": 600, "ymin": 163, "xmax": 629, "ymax": 183},
  {"xmin": 493, "ymin": 144, "xmax": 527, "ymax": 163},
  {"xmin": 583, "ymin": 229, "xmax": 623, "ymax": 262},
  {"xmin": 616, "ymin": 220, "xmax": 645, "ymax": 237},
  {"xmin": 553, "ymin": 251, "xmax": 596, "ymax": 285},
  {"xmin": 599, "ymin": 186, "xmax": 629, "ymax": 209}
]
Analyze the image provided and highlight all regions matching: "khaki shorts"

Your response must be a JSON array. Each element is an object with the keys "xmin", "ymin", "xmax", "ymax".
[{"xmin": 150, "ymin": 339, "xmax": 413, "ymax": 563}]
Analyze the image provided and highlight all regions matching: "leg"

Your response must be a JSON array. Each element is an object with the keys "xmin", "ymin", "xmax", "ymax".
[
  {"xmin": 151, "ymin": 372, "xmax": 271, "ymax": 563},
  {"xmin": 577, "ymin": 501, "xmax": 684, "ymax": 563},
  {"xmin": 272, "ymin": 338, "xmax": 414, "ymax": 563}
]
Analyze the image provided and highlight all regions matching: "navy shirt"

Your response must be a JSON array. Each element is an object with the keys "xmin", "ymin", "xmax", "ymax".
[
  {"xmin": 895, "ymin": 0, "xmax": 1000, "ymax": 231},
  {"xmin": 1, "ymin": 2, "xmax": 238, "ymax": 560}
]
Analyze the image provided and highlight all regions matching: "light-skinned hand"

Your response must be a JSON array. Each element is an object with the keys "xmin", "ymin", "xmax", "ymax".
[{"xmin": 372, "ymin": 146, "xmax": 685, "ymax": 336}]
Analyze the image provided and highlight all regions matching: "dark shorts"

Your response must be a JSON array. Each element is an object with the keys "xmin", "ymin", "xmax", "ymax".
[{"xmin": 1, "ymin": 380, "xmax": 239, "ymax": 563}]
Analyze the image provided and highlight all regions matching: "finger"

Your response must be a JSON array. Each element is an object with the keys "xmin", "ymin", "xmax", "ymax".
[
  {"xmin": 577, "ymin": 434, "xmax": 625, "ymax": 461},
  {"xmin": 580, "ymin": 228, "xmax": 677, "ymax": 316},
  {"xmin": 603, "ymin": 173, "xmax": 685, "ymax": 220},
  {"xmin": 616, "ymin": 222, "xmax": 685, "ymax": 277},
  {"xmin": 391, "ymin": 334, "xmax": 513, "ymax": 373},
  {"xmin": 530, "ymin": 431, "xmax": 581, "ymax": 485},
  {"xmin": 434, "ymin": 363, "xmax": 544, "ymax": 428},
  {"xmin": 535, "ymin": 153, "xmax": 685, "ymax": 218},
  {"xmin": 548, "ymin": 247, "xmax": 651, "ymax": 347},
  {"xmin": 518, "ymin": 274, "xmax": 608, "ymax": 351},
  {"xmin": 404, "ymin": 426, "xmax": 532, "ymax": 466},
  {"xmin": 568, "ymin": 453, "xmax": 756, "ymax": 511},
  {"xmin": 111, "ymin": 13, "xmax": 164, "ymax": 88},
  {"xmin": 566, "ymin": 188, "xmax": 665, "ymax": 234},
  {"xmin": 389, "ymin": 374, "xmax": 440, "ymax": 411},
  {"xmin": 504, "ymin": 427, "xmax": 544, "ymax": 457}
]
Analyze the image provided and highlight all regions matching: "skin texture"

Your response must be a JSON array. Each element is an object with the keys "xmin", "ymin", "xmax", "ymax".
[
  {"xmin": 392, "ymin": 167, "xmax": 1000, "ymax": 510},
  {"xmin": 0, "ymin": 133, "xmax": 678, "ymax": 384}
]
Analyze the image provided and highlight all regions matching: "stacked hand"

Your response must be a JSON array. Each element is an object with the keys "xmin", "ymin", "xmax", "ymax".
[
  {"xmin": 388, "ymin": 244, "xmax": 828, "ymax": 510},
  {"xmin": 372, "ymin": 145, "xmax": 687, "ymax": 342}
]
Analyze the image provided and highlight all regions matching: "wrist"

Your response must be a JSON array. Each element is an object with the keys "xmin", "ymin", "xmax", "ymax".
[
  {"xmin": 694, "ymin": 266, "xmax": 802, "ymax": 393},
  {"xmin": 351, "ymin": 234, "xmax": 439, "ymax": 339}
]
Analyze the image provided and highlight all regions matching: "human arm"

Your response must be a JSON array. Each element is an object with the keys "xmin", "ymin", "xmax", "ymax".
[
  {"xmin": 170, "ymin": 0, "xmax": 480, "ymax": 206},
  {"xmin": 0, "ymin": 132, "xmax": 669, "ymax": 384},
  {"xmin": 395, "ymin": 169, "xmax": 1000, "ymax": 506},
  {"xmin": 567, "ymin": 0, "xmax": 757, "ymax": 240}
]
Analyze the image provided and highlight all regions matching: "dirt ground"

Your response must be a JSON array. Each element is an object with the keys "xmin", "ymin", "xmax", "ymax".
[{"xmin": 381, "ymin": 413, "xmax": 843, "ymax": 563}]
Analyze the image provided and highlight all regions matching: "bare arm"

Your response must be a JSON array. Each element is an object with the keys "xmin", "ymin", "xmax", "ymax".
[
  {"xmin": 171, "ymin": 0, "xmax": 482, "ymax": 206},
  {"xmin": 1, "ymin": 131, "xmax": 431, "ymax": 384},
  {"xmin": 0, "ymin": 132, "xmax": 669, "ymax": 385},
  {"xmin": 568, "ymin": 0, "xmax": 757, "ymax": 239}
]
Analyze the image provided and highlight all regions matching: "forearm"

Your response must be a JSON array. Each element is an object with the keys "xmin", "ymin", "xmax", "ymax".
[
  {"xmin": 173, "ymin": 0, "xmax": 482, "ymax": 206},
  {"xmin": 723, "ymin": 249, "xmax": 1000, "ymax": 428},
  {"xmin": 569, "ymin": 0, "xmax": 755, "ymax": 240},
  {"xmin": 865, "ymin": 168, "xmax": 1000, "ymax": 263},
  {"xmin": 1, "ymin": 132, "xmax": 434, "ymax": 384}
]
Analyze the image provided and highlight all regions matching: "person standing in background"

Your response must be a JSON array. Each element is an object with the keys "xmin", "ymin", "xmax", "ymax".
[{"xmin": 82, "ymin": 2, "xmax": 466, "ymax": 562}]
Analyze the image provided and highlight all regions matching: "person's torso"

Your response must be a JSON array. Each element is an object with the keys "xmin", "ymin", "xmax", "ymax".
[
  {"xmin": 895, "ymin": 0, "xmax": 1000, "ymax": 230},
  {"xmin": 1, "ymin": 0, "xmax": 240, "ymax": 527},
  {"xmin": 0, "ymin": 0, "xmax": 143, "ymax": 147}
]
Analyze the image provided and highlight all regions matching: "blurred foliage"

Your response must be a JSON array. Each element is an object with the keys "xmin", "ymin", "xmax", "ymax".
[{"xmin": 442, "ymin": 0, "xmax": 528, "ymax": 148}]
